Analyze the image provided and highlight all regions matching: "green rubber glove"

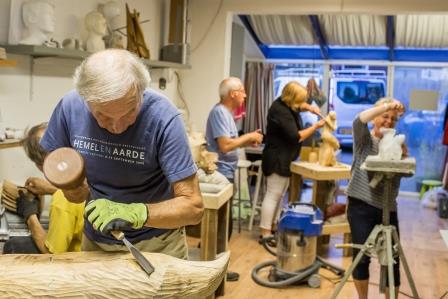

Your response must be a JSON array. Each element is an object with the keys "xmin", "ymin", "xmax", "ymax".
[{"xmin": 85, "ymin": 198, "xmax": 148, "ymax": 235}]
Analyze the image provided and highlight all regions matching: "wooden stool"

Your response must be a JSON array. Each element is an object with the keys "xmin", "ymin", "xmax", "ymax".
[
  {"xmin": 419, "ymin": 179, "xmax": 442, "ymax": 199},
  {"xmin": 248, "ymin": 160, "xmax": 264, "ymax": 231},
  {"xmin": 236, "ymin": 160, "xmax": 252, "ymax": 233}
]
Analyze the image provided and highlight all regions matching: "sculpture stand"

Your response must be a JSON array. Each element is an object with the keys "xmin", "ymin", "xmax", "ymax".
[{"xmin": 330, "ymin": 159, "xmax": 419, "ymax": 299}]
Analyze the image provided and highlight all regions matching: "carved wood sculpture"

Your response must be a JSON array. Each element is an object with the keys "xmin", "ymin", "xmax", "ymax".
[
  {"xmin": 319, "ymin": 111, "xmax": 340, "ymax": 167},
  {"xmin": 0, "ymin": 251, "xmax": 230, "ymax": 298},
  {"xmin": 1, "ymin": 180, "xmax": 43, "ymax": 213},
  {"xmin": 126, "ymin": 3, "xmax": 150, "ymax": 59},
  {"xmin": 197, "ymin": 147, "xmax": 218, "ymax": 175}
]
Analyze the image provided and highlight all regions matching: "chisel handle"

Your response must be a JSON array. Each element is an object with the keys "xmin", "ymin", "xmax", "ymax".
[{"xmin": 111, "ymin": 230, "xmax": 125, "ymax": 241}]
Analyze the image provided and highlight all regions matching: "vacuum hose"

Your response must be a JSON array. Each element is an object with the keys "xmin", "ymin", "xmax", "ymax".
[{"xmin": 251, "ymin": 259, "xmax": 322, "ymax": 288}]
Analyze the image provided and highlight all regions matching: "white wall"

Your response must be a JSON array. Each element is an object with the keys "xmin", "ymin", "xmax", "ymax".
[{"xmin": 0, "ymin": 0, "xmax": 180, "ymax": 183}]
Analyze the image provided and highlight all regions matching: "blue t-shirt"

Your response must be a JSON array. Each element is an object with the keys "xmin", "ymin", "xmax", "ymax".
[
  {"xmin": 205, "ymin": 103, "xmax": 239, "ymax": 179},
  {"xmin": 40, "ymin": 89, "xmax": 197, "ymax": 244}
]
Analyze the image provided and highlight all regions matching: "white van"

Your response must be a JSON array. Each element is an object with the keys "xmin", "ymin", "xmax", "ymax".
[{"xmin": 330, "ymin": 70, "xmax": 387, "ymax": 147}]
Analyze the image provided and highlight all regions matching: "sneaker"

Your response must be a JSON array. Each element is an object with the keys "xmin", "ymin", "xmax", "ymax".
[{"xmin": 226, "ymin": 271, "xmax": 240, "ymax": 281}]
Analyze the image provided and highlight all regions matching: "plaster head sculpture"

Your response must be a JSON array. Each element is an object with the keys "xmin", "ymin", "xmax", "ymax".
[
  {"xmin": 84, "ymin": 11, "xmax": 107, "ymax": 52},
  {"xmin": 378, "ymin": 128, "xmax": 405, "ymax": 161},
  {"xmin": 100, "ymin": 1, "xmax": 123, "ymax": 48},
  {"xmin": 19, "ymin": 0, "xmax": 55, "ymax": 45},
  {"xmin": 102, "ymin": 1, "xmax": 121, "ymax": 25}
]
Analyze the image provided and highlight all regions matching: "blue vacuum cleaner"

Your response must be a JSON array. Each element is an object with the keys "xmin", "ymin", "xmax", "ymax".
[{"xmin": 252, "ymin": 203, "xmax": 344, "ymax": 288}]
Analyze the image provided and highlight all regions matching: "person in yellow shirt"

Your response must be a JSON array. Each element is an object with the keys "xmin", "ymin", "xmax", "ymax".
[{"xmin": 3, "ymin": 123, "xmax": 84, "ymax": 254}]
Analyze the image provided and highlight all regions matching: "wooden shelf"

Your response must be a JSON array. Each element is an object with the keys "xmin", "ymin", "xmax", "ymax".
[
  {"xmin": 0, "ymin": 139, "xmax": 21, "ymax": 150},
  {"xmin": 1, "ymin": 44, "xmax": 191, "ymax": 69},
  {"xmin": 0, "ymin": 60, "xmax": 17, "ymax": 67},
  {"xmin": 1, "ymin": 44, "xmax": 89, "ymax": 59}
]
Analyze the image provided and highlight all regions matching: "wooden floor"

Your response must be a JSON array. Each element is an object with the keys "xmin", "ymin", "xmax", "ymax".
[{"xmin": 190, "ymin": 197, "xmax": 448, "ymax": 299}]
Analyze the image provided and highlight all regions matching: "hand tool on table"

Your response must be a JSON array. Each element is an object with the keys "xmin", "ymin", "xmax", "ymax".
[{"xmin": 42, "ymin": 147, "xmax": 155, "ymax": 277}]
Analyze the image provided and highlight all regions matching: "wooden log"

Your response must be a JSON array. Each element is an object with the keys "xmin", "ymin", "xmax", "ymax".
[{"xmin": 0, "ymin": 251, "xmax": 230, "ymax": 298}]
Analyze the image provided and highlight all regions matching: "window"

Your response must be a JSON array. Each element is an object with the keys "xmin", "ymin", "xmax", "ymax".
[{"xmin": 336, "ymin": 81, "xmax": 384, "ymax": 104}]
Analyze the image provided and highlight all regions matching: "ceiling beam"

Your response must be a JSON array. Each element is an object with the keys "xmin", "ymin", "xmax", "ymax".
[
  {"xmin": 238, "ymin": 15, "xmax": 267, "ymax": 58},
  {"xmin": 308, "ymin": 15, "xmax": 329, "ymax": 60},
  {"xmin": 386, "ymin": 16, "xmax": 396, "ymax": 61}
]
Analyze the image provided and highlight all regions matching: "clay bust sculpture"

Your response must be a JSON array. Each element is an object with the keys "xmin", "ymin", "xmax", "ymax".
[
  {"xmin": 84, "ymin": 11, "xmax": 107, "ymax": 52},
  {"xmin": 319, "ymin": 111, "xmax": 340, "ymax": 167},
  {"xmin": 19, "ymin": 0, "xmax": 55, "ymax": 45}
]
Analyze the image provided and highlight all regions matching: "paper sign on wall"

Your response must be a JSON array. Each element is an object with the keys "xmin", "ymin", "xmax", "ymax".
[{"xmin": 409, "ymin": 89, "xmax": 439, "ymax": 111}]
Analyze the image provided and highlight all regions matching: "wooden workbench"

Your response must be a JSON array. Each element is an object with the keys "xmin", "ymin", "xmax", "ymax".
[
  {"xmin": 289, "ymin": 161, "xmax": 352, "ymax": 256},
  {"xmin": 200, "ymin": 183, "xmax": 233, "ymax": 298}
]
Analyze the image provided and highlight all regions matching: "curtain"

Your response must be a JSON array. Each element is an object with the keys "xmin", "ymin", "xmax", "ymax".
[
  {"xmin": 319, "ymin": 15, "xmax": 387, "ymax": 47},
  {"xmin": 243, "ymin": 62, "xmax": 274, "ymax": 133},
  {"xmin": 249, "ymin": 15, "xmax": 315, "ymax": 45},
  {"xmin": 396, "ymin": 15, "xmax": 448, "ymax": 48}
]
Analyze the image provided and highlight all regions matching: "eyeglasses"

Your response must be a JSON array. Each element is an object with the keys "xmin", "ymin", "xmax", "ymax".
[{"xmin": 235, "ymin": 89, "xmax": 246, "ymax": 96}]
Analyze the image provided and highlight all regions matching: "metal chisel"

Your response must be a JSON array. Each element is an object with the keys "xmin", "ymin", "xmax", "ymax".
[{"xmin": 111, "ymin": 231, "xmax": 155, "ymax": 276}]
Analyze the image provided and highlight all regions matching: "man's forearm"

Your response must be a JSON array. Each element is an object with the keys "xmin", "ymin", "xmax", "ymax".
[
  {"xmin": 145, "ymin": 195, "xmax": 204, "ymax": 228},
  {"xmin": 219, "ymin": 134, "xmax": 253, "ymax": 153},
  {"xmin": 27, "ymin": 215, "xmax": 49, "ymax": 253},
  {"xmin": 145, "ymin": 174, "xmax": 204, "ymax": 228}
]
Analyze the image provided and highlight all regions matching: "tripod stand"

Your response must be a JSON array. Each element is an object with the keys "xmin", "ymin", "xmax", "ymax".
[{"xmin": 331, "ymin": 170, "xmax": 419, "ymax": 299}]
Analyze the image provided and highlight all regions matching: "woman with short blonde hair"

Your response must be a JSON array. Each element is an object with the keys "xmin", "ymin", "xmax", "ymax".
[
  {"xmin": 281, "ymin": 81, "xmax": 309, "ymax": 109},
  {"xmin": 259, "ymin": 81, "xmax": 325, "ymax": 240}
]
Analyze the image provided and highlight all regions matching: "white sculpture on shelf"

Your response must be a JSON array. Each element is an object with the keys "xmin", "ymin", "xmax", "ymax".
[
  {"xmin": 378, "ymin": 128, "xmax": 405, "ymax": 161},
  {"xmin": 19, "ymin": 0, "xmax": 55, "ymax": 45},
  {"xmin": 84, "ymin": 11, "xmax": 107, "ymax": 52},
  {"xmin": 100, "ymin": 1, "xmax": 124, "ymax": 48}
]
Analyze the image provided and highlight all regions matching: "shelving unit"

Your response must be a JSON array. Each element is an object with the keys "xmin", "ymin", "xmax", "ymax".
[
  {"xmin": 0, "ymin": 139, "xmax": 21, "ymax": 150},
  {"xmin": 1, "ymin": 44, "xmax": 191, "ymax": 69}
]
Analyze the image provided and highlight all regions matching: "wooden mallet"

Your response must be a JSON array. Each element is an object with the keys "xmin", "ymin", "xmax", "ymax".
[{"xmin": 43, "ymin": 147, "xmax": 86, "ymax": 190}]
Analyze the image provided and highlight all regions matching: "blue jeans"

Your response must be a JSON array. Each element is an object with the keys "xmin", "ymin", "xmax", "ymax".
[{"xmin": 347, "ymin": 197, "xmax": 400, "ymax": 286}]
